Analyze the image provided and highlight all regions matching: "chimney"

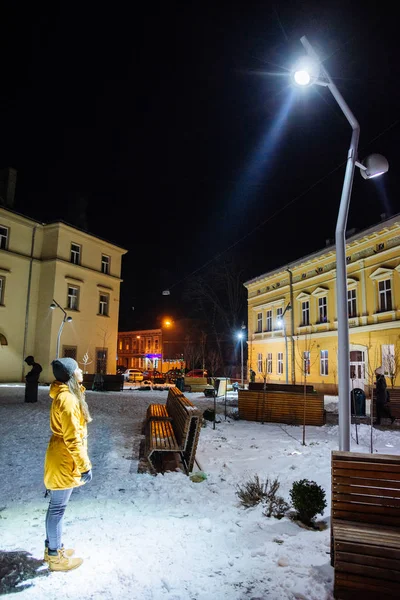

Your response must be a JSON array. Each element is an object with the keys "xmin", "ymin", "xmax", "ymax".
[
  {"xmin": 0, "ymin": 167, "xmax": 17, "ymax": 208},
  {"xmin": 380, "ymin": 212, "xmax": 387, "ymax": 221}
]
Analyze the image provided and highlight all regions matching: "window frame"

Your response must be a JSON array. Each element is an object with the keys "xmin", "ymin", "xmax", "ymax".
[
  {"xmin": 257, "ymin": 352, "xmax": 263, "ymax": 373},
  {"xmin": 303, "ymin": 350, "xmax": 310, "ymax": 375},
  {"xmin": 266, "ymin": 309, "xmax": 272, "ymax": 332},
  {"xmin": 277, "ymin": 352, "xmax": 283, "ymax": 375},
  {"xmin": 301, "ymin": 301, "xmax": 310, "ymax": 326},
  {"xmin": 70, "ymin": 242, "xmax": 81, "ymax": 265},
  {"xmin": 267, "ymin": 352, "xmax": 272, "ymax": 374},
  {"xmin": 101, "ymin": 254, "xmax": 110, "ymax": 275},
  {"xmin": 0, "ymin": 275, "xmax": 5, "ymax": 305},
  {"xmin": 318, "ymin": 296, "xmax": 327, "ymax": 323},
  {"xmin": 0, "ymin": 225, "xmax": 9, "ymax": 250},
  {"xmin": 348, "ymin": 288, "xmax": 357, "ymax": 318},
  {"xmin": 256, "ymin": 312, "xmax": 262, "ymax": 333},
  {"xmin": 378, "ymin": 278, "xmax": 392, "ymax": 312},
  {"xmin": 320, "ymin": 349, "xmax": 329, "ymax": 376},
  {"xmin": 99, "ymin": 292, "xmax": 110, "ymax": 316},
  {"xmin": 67, "ymin": 285, "xmax": 80, "ymax": 311}
]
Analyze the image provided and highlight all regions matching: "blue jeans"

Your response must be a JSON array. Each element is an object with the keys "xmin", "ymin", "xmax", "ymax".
[{"xmin": 45, "ymin": 488, "xmax": 74, "ymax": 551}]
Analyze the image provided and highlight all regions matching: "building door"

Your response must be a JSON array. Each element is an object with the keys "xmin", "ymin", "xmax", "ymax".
[
  {"xmin": 350, "ymin": 350, "xmax": 365, "ymax": 390},
  {"xmin": 96, "ymin": 349, "xmax": 107, "ymax": 374}
]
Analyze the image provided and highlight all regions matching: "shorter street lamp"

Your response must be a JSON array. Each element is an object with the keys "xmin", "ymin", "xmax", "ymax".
[
  {"xmin": 237, "ymin": 324, "xmax": 246, "ymax": 388},
  {"xmin": 50, "ymin": 299, "xmax": 72, "ymax": 359},
  {"xmin": 276, "ymin": 303, "xmax": 292, "ymax": 384}
]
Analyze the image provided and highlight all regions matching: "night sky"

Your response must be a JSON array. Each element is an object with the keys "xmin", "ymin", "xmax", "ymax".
[{"xmin": 1, "ymin": 2, "xmax": 400, "ymax": 330}]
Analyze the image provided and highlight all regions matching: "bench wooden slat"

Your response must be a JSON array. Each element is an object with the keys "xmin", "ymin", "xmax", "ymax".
[{"xmin": 331, "ymin": 451, "xmax": 400, "ymax": 598}]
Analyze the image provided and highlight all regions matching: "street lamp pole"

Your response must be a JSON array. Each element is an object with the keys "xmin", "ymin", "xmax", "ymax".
[
  {"xmin": 238, "ymin": 323, "xmax": 246, "ymax": 388},
  {"xmin": 293, "ymin": 37, "xmax": 388, "ymax": 451},
  {"xmin": 277, "ymin": 303, "xmax": 291, "ymax": 385},
  {"xmin": 50, "ymin": 299, "xmax": 72, "ymax": 359},
  {"xmin": 299, "ymin": 36, "xmax": 358, "ymax": 451}
]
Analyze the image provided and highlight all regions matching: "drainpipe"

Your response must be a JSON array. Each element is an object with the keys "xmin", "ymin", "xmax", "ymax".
[
  {"xmin": 21, "ymin": 225, "xmax": 37, "ymax": 381},
  {"xmin": 287, "ymin": 268, "xmax": 296, "ymax": 384}
]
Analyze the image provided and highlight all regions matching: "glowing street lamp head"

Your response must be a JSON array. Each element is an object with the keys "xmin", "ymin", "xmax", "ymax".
[
  {"xmin": 292, "ymin": 55, "xmax": 320, "ymax": 87},
  {"xmin": 360, "ymin": 153, "xmax": 389, "ymax": 180},
  {"xmin": 238, "ymin": 332, "xmax": 243, "ymax": 340},
  {"xmin": 66, "ymin": 316, "xmax": 73, "ymax": 323},
  {"xmin": 276, "ymin": 318, "xmax": 283, "ymax": 328},
  {"xmin": 50, "ymin": 302, "xmax": 57, "ymax": 309}
]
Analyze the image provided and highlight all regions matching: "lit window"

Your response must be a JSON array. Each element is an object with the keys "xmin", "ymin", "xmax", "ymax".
[
  {"xmin": 99, "ymin": 293, "xmax": 109, "ymax": 316},
  {"xmin": 101, "ymin": 254, "xmax": 110, "ymax": 274},
  {"xmin": 267, "ymin": 353, "xmax": 272, "ymax": 374},
  {"xmin": 67, "ymin": 286, "xmax": 79, "ymax": 310},
  {"xmin": 71, "ymin": 243, "xmax": 81, "ymax": 265},
  {"xmin": 257, "ymin": 353, "xmax": 263, "ymax": 373},
  {"xmin": 256, "ymin": 313, "xmax": 262, "ymax": 333},
  {"xmin": 320, "ymin": 350, "xmax": 328, "ymax": 376},
  {"xmin": 0, "ymin": 225, "xmax": 8, "ymax": 250}
]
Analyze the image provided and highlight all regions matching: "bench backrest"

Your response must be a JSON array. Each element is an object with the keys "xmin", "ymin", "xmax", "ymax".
[
  {"xmin": 166, "ymin": 387, "xmax": 201, "ymax": 448},
  {"xmin": 332, "ymin": 450, "xmax": 400, "ymax": 528},
  {"xmin": 238, "ymin": 390, "xmax": 325, "ymax": 425}
]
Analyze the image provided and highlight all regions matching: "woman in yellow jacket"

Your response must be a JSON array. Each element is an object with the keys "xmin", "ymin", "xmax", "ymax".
[{"xmin": 44, "ymin": 357, "xmax": 93, "ymax": 571}]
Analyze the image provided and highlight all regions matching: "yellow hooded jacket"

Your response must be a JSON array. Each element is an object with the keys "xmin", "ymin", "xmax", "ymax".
[{"xmin": 44, "ymin": 381, "xmax": 92, "ymax": 490}]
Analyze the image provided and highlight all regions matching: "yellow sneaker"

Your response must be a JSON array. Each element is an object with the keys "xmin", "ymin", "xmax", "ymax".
[
  {"xmin": 44, "ymin": 545, "xmax": 75, "ymax": 562},
  {"xmin": 47, "ymin": 549, "xmax": 83, "ymax": 572}
]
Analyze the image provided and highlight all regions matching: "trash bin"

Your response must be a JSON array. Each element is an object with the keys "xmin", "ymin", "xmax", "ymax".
[
  {"xmin": 351, "ymin": 387, "xmax": 366, "ymax": 416},
  {"xmin": 176, "ymin": 377, "xmax": 184, "ymax": 392}
]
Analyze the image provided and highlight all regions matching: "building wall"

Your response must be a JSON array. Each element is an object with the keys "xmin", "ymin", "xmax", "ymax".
[
  {"xmin": 117, "ymin": 329, "xmax": 184, "ymax": 373},
  {"xmin": 0, "ymin": 207, "xmax": 127, "ymax": 383},
  {"xmin": 245, "ymin": 215, "xmax": 400, "ymax": 395}
]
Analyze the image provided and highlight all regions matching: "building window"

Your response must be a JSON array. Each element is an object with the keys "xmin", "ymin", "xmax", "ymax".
[
  {"xmin": 155, "ymin": 339, "xmax": 159, "ymax": 350},
  {"xmin": 0, "ymin": 276, "xmax": 4, "ymax": 305},
  {"xmin": 382, "ymin": 344, "xmax": 395, "ymax": 376},
  {"xmin": 63, "ymin": 346, "xmax": 77, "ymax": 360},
  {"xmin": 96, "ymin": 349, "xmax": 107, "ymax": 374},
  {"xmin": 379, "ymin": 279, "xmax": 392, "ymax": 312},
  {"xmin": 266, "ymin": 310, "xmax": 272, "ymax": 332},
  {"xmin": 320, "ymin": 350, "xmax": 329, "ymax": 376},
  {"xmin": 267, "ymin": 353, "xmax": 272, "ymax": 374},
  {"xmin": 318, "ymin": 297, "xmax": 327, "ymax": 323},
  {"xmin": 276, "ymin": 307, "xmax": 283, "ymax": 328},
  {"xmin": 302, "ymin": 301, "xmax": 310, "ymax": 326},
  {"xmin": 125, "ymin": 339, "xmax": 130, "ymax": 351},
  {"xmin": 67, "ymin": 286, "xmax": 79, "ymax": 310},
  {"xmin": 348, "ymin": 289, "xmax": 357, "ymax": 318},
  {"xmin": 101, "ymin": 254, "xmax": 110, "ymax": 274},
  {"xmin": 277, "ymin": 352, "xmax": 283, "ymax": 375},
  {"xmin": 257, "ymin": 353, "xmax": 263, "ymax": 373},
  {"xmin": 303, "ymin": 351, "xmax": 310, "ymax": 376},
  {"xmin": 118, "ymin": 340, "xmax": 122, "ymax": 351},
  {"xmin": 99, "ymin": 293, "xmax": 109, "ymax": 316},
  {"xmin": 256, "ymin": 312, "xmax": 262, "ymax": 333},
  {"xmin": 71, "ymin": 243, "xmax": 81, "ymax": 265},
  {"xmin": 0, "ymin": 225, "xmax": 8, "ymax": 250}
]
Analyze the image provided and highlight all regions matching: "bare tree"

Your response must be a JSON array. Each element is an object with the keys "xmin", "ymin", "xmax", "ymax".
[
  {"xmin": 79, "ymin": 350, "xmax": 93, "ymax": 374},
  {"xmin": 97, "ymin": 326, "xmax": 111, "ymax": 374},
  {"xmin": 207, "ymin": 348, "xmax": 222, "ymax": 377},
  {"xmin": 295, "ymin": 331, "xmax": 318, "ymax": 446},
  {"xmin": 383, "ymin": 339, "xmax": 400, "ymax": 389},
  {"xmin": 183, "ymin": 335, "xmax": 201, "ymax": 371}
]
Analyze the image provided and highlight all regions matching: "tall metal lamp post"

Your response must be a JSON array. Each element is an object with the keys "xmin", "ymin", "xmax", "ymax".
[
  {"xmin": 277, "ymin": 303, "xmax": 292, "ymax": 384},
  {"xmin": 237, "ymin": 323, "xmax": 246, "ymax": 388},
  {"xmin": 50, "ymin": 299, "xmax": 72, "ymax": 359},
  {"xmin": 292, "ymin": 36, "xmax": 389, "ymax": 451}
]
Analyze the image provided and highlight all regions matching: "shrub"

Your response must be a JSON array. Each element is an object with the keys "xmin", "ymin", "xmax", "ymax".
[
  {"xmin": 289, "ymin": 479, "xmax": 327, "ymax": 526},
  {"xmin": 236, "ymin": 475, "xmax": 290, "ymax": 518}
]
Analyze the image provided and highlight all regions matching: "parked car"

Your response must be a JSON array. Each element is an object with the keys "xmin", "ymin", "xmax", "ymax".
[
  {"xmin": 165, "ymin": 368, "xmax": 183, "ymax": 382},
  {"xmin": 123, "ymin": 369, "xmax": 144, "ymax": 382},
  {"xmin": 185, "ymin": 369, "xmax": 208, "ymax": 378}
]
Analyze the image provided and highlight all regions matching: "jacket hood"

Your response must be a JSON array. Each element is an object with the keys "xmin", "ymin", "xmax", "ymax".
[{"xmin": 49, "ymin": 381, "xmax": 70, "ymax": 399}]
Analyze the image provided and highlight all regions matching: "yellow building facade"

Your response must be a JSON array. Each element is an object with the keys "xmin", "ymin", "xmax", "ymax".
[
  {"xmin": 117, "ymin": 328, "xmax": 184, "ymax": 373},
  {"xmin": 244, "ymin": 214, "xmax": 400, "ymax": 396},
  {"xmin": 0, "ymin": 207, "xmax": 127, "ymax": 383}
]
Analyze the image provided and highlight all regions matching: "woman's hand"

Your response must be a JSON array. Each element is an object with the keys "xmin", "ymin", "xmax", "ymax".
[{"xmin": 80, "ymin": 469, "xmax": 93, "ymax": 483}]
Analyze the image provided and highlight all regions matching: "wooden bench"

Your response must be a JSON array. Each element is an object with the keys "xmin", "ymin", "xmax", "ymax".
[
  {"xmin": 331, "ymin": 451, "xmax": 400, "ymax": 599},
  {"xmin": 145, "ymin": 387, "xmax": 202, "ymax": 475},
  {"xmin": 372, "ymin": 388, "xmax": 400, "ymax": 422},
  {"xmin": 238, "ymin": 390, "xmax": 325, "ymax": 426}
]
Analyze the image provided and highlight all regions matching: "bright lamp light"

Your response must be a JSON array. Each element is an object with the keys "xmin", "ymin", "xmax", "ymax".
[
  {"xmin": 292, "ymin": 55, "xmax": 320, "ymax": 86},
  {"xmin": 237, "ymin": 332, "xmax": 243, "ymax": 340},
  {"xmin": 360, "ymin": 153, "xmax": 389, "ymax": 180}
]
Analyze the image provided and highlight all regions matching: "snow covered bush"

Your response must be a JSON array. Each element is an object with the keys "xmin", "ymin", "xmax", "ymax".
[
  {"xmin": 289, "ymin": 479, "xmax": 327, "ymax": 526},
  {"xmin": 236, "ymin": 475, "xmax": 290, "ymax": 518}
]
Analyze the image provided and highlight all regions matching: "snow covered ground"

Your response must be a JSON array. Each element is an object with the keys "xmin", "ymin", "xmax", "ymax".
[{"xmin": 1, "ymin": 383, "xmax": 399, "ymax": 599}]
